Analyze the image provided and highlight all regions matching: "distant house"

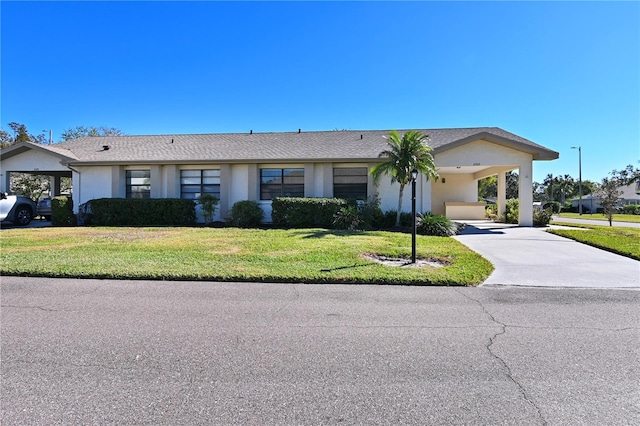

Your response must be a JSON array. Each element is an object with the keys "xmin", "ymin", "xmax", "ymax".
[
  {"xmin": 571, "ymin": 183, "xmax": 640, "ymax": 213},
  {"xmin": 0, "ymin": 127, "xmax": 559, "ymax": 226}
]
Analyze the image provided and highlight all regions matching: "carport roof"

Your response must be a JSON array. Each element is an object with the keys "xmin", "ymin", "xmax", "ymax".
[{"xmin": 1, "ymin": 127, "xmax": 559, "ymax": 165}]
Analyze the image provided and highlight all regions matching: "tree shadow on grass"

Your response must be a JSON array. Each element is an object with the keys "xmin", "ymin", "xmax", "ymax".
[
  {"xmin": 320, "ymin": 263, "xmax": 375, "ymax": 273},
  {"xmin": 290, "ymin": 229, "xmax": 365, "ymax": 239}
]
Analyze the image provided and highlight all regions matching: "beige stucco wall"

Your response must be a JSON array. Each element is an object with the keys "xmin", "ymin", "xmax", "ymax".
[
  {"xmin": 376, "ymin": 174, "xmax": 431, "ymax": 214},
  {"xmin": 431, "ymin": 174, "xmax": 477, "ymax": 216},
  {"xmin": 72, "ymin": 166, "xmax": 115, "ymax": 210},
  {"xmin": 436, "ymin": 140, "xmax": 532, "ymax": 169}
]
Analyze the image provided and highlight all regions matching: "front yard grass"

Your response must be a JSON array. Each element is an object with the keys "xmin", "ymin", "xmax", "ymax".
[
  {"xmin": 549, "ymin": 223, "xmax": 640, "ymax": 260},
  {"xmin": 0, "ymin": 227, "xmax": 493, "ymax": 286}
]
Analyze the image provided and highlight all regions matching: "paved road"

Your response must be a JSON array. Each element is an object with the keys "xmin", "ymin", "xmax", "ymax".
[
  {"xmin": 454, "ymin": 223, "xmax": 639, "ymax": 288},
  {"xmin": 2, "ymin": 277, "xmax": 638, "ymax": 425}
]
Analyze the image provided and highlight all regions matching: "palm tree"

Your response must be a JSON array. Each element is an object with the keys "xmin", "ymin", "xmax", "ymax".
[{"xmin": 370, "ymin": 130, "xmax": 439, "ymax": 227}]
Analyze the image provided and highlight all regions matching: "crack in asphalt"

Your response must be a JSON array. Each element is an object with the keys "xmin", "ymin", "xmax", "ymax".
[
  {"xmin": 0, "ymin": 304, "xmax": 72, "ymax": 312},
  {"xmin": 455, "ymin": 289, "xmax": 548, "ymax": 426}
]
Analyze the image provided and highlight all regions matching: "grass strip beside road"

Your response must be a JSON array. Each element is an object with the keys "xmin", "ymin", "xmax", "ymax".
[
  {"xmin": 0, "ymin": 227, "xmax": 493, "ymax": 286},
  {"xmin": 549, "ymin": 223, "xmax": 640, "ymax": 260},
  {"xmin": 556, "ymin": 213, "xmax": 640, "ymax": 224}
]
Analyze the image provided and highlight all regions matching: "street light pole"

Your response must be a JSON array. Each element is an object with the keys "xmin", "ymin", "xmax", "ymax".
[
  {"xmin": 411, "ymin": 168, "xmax": 418, "ymax": 264},
  {"xmin": 571, "ymin": 146, "xmax": 582, "ymax": 215}
]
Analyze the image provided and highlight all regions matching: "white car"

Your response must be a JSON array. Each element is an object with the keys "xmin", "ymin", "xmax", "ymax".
[{"xmin": 0, "ymin": 193, "xmax": 37, "ymax": 226}]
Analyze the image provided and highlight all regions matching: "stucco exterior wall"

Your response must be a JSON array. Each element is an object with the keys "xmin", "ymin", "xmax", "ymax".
[
  {"xmin": 376, "ymin": 175, "xmax": 431, "ymax": 214},
  {"xmin": 74, "ymin": 166, "xmax": 114, "ymax": 208},
  {"xmin": 431, "ymin": 174, "xmax": 478, "ymax": 216},
  {"xmin": 1, "ymin": 150, "xmax": 70, "ymax": 174},
  {"xmin": 436, "ymin": 140, "xmax": 531, "ymax": 169}
]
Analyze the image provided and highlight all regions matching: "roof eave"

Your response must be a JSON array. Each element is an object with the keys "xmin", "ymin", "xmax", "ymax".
[{"xmin": 0, "ymin": 141, "xmax": 78, "ymax": 162}]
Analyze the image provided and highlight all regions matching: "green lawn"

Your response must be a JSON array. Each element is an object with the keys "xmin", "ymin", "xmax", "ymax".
[
  {"xmin": 0, "ymin": 227, "xmax": 493, "ymax": 286},
  {"xmin": 549, "ymin": 223, "xmax": 640, "ymax": 260},
  {"xmin": 555, "ymin": 213, "xmax": 640, "ymax": 224}
]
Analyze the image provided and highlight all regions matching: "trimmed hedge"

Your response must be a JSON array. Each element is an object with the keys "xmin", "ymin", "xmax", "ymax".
[
  {"xmin": 51, "ymin": 196, "xmax": 75, "ymax": 226},
  {"xmin": 622, "ymin": 204, "xmax": 640, "ymax": 215},
  {"xmin": 84, "ymin": 198, "xmax": 196, "ymax": 226},
  {"xmin": 272, "ymin": 197, "xmax": 348, "ymax": 228},
  {"xmin": 230, "ymin": 200, "xmax": 264, "ymax": 228}
]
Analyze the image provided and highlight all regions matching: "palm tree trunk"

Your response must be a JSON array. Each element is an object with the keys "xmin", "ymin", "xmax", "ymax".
[{"xmin": 396, "ymin": 184, "xmax": 405, "ymax": 227}]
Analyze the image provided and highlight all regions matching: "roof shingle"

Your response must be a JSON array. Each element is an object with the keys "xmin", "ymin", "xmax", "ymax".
[{"xmin": 14, "ymin": 127, "xmax": 559, "ymax": 164}]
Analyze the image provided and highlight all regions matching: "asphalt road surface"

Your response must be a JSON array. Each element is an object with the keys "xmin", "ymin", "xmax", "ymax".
[{"xmin": 1, "ymin": 277, "xmax": 638, "ymax": 425}]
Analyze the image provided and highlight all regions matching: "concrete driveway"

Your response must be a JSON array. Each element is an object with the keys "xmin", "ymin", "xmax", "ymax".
[{"xmin": 454, "ymin": 222, "xmax": 639, "ymax": 289}]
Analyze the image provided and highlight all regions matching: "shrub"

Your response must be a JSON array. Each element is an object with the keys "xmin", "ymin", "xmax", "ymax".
[
  {"xmin": 271, "ymin": 197, "xmax": 347, "ymax": 228},
  {"xmin": 372, "ymin": 210, "xmax": 414, "ymax": 229},
  {"xmin": 197, "ymin": 194, "xmax": 219, "ymax": 224},
  {"xmin": 416, "ymin": 213, "xmax": 458, "ymax": 237},
  {"xmin": 622, "ymin": 204, "xmax": 640, "ymax": 215},
  {"xmin": 332, "ymin": 205, "xmax": 363, "ymax": 230},
  {"xmin": 485, "ymin": 203, "xmax": 498, "ymax": 221},
  {"xmin": 542, "ymin": 201, "xmax": 561, "ymax": 213},
  {"xmin": 230, "ymin": 200, "xmax": 264, "ymax": 228},
  {"xmin": 51, "ymin": 196, "xmax": 75, "ymax": 226},
  {"xmin": 503, "ymin": 198, "xmax": 519, "ymax": 224},
  {"xmin": 533, "ymin": 208, "xmax": 554, "ymax": 227},
  {"xmin": 357, "ymin": 197, "xmax": 383, "ymax": 230},
  {"xmin": 84, "ymin": 198, "xmax": 196, "ymax": 226}
]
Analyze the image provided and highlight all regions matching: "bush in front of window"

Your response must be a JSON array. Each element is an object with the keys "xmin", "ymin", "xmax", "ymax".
[
  {"xmin": 83, "ymin": 198, "xmax": 196, "ymax": 226},
  {"xmin": 272, "ymin": 197, "xmax": 348, "ymax": 229},
  {"xmin": 230, "ymin": 200, "xmax": 264, "ymax": 228},
  {"xmin": 51, "ymin": 196, "xmax": 75, "ymax": 226},
  {"xmin": 197, "ymin": 194, "xmax": 219, "ymax": 224}
]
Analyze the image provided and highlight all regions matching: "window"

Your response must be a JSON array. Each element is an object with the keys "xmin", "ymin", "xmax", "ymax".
[
  {"xmin": 260, "ymin": 168, "xmax": 304, "ymax": 200},
  {"xmin": 180, "ymin": 169, "xmax": 221, "ymax": 200},
  {"xmin": 333, "ymin": 167, "xmax": 368, "ymax": 199},
  {"xmin": 126, "ymin": 170, "xmax": 150, "ymax": 199}
]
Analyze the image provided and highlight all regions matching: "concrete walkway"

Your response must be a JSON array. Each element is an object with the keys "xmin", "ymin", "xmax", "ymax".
[{"xmin": 453, "ymin": 221, "xmax": 640, "ymax": 289}]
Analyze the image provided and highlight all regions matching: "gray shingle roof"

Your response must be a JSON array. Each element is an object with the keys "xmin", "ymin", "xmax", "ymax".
[{"xmin": 17, "ymin": 127, "xmax": 559, "ymax": 164}]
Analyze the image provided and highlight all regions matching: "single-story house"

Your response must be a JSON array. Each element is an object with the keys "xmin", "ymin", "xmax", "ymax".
[
  {"xmin": 570, "ymin": 183, "xmax": 640, "ymax": 213},
  {"xmin": 0, "ymin": 127, "xmax": 559, "ymax": 226}
]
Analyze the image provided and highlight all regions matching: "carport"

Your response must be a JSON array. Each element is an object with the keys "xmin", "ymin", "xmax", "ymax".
[{"xmin": 0, "ymin": 143, "xmax": 74, "ymax": 197}]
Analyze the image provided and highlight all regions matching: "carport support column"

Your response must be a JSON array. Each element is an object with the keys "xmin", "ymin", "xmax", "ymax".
[
  {"xmin": 518, "ymin": 162, "xmax": 533, "ymax": 227},
  {"xmin": 50, "ymin": 176, "xmax": 62, "ymax": 197},
  {"xmin": 497, "ymin": 172, "xmax": 506, "ymax": 222}
]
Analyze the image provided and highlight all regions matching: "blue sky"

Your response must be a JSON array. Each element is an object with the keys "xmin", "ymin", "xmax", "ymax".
[{"xmin": 1, "ymin": 1, "xmax": 638, "ymax": 183}]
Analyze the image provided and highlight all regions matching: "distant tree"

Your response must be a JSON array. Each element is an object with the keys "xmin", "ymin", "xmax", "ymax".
[
  {"xmin": 4, "ymin": 122, "xmax": 47, "ymax": 145},
  {"xmin": 479, "ymin": 172, "xmax": 519, "ymax": 201},
  {"xmin": 581, "ymin": 180, "xmax": 595, "ymax": 196},
  {"xmin": 0, "ymin": 129, "xmax": 12, "ymax": 148},
  {"xmin": 478, "ymin": 176, "xmax": 497, "ymax": 200},
  {"xmin": 597, "ymin": 177, "xmax": 623, "ymax": 226},
  {"xmin": 558, "ymin": 174, "xmax": 575, "ymax": 204},
  {"xmin": 10, "ymin": 173, "xmax": 49, "ymax": 200},
  {"xmin": 61, "ymin": 125, "xmax": 124, "ymax": 141},
  {"xmin": 612, "ymin": 164, "xmax": 640, "ymax": 185},
  {"xmin": 370, "ymin": 130, "xmax": 439, "ymax": 227},
  {"xmin": 505, "ymin": 171, "xmax": 519, "ymax": 199}
]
